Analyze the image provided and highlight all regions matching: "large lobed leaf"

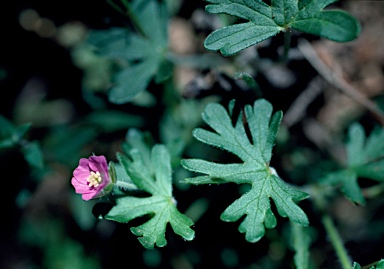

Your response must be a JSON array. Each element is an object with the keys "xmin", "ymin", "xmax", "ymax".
[
  {"xmin": 87, "ymin": 0, "xmax": 171, "ymax": 104},
  {"xmin": 204, "ymin": 0, "xmax": 361, "ymax": 56},
  {"xmin": 321, "ymin": 123, "xmax": 384, "ymax": 205},
  {"xmin": 181, "ymin": 99, "xmax": 309, "ymax": 243},
  {"xmin": 105, "ymin": 129, "xmax": 194, "ymax": 249}
]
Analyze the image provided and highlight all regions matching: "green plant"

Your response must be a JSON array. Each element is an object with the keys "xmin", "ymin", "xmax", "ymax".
[
  {"xmin": 181, "ymin": 99, "xmax": 309, "ymax": 242},
  {"xmin": 321, "ymin": 123, "xmax": 384, "ymax": 205},
  {"xmin": 104, "ymin": 129, "xmax": 194, "ymax": 249},
  {"xmin": 88, "ymin": 0, "xmax": 171, "ymax": 104},
  {"xmin": 5, "ymin": 0, "xmax": 384, "ymax": 268},
  {"xmin": 353, "ymin": 259, "xmax": 384, "ymax": 269},
  {"xmin": 203, "ymin": 0, "xmax": 361, "ymax": 56}
]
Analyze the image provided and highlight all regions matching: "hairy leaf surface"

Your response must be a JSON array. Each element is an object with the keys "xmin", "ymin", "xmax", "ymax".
[
  {"xmin": 105, "ymin": 129, "xmax": 194, "ymax": 249},
  {"xmin": 204, "ymin": 0, "xmax": 361, "ymax": 56},
  {"xmin": 182, "ymin": 99, "xmax": 309, "ymax": 243}
]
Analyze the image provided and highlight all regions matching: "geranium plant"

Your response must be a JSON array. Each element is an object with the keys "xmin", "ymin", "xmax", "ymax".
[{"xmin": 4, "ymin": 0, "xmax": 384, "ymax": 268}]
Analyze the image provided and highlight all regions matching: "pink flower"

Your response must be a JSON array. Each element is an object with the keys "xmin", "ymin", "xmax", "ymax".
[{"xmin": 71, "ymin": 155, "xmax": 113, "ymax": 201}]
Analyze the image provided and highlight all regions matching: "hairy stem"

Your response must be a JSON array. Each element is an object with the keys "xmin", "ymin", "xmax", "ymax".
[{"xmin": 115, "ymin": 180, "xmax": 138, "ymax": 190}]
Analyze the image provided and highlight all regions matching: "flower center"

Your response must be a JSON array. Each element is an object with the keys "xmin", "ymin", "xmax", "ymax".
[{"xmin": 87, "ymin": 171, "xmax": 102, "ymax": 188}]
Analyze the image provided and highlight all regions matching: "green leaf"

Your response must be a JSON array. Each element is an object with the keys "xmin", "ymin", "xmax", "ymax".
[
  {"xmin": 21, "ymin": 141, "xmax": 44, "ymax": 170},
  {"xmin": 353, "ymin": 259, "xmax": 384, "ymax": 269},
  {"xmin": 181, "ymin": 99, "xmax": 309, "ymax": 243},
  {"xmin": 105, "ymin": 129, "xmax": 194, "ymax": 249},
  {"xmin": 0, "ymin": 115, "xmax": 31, "ymax": 149},
  {"xmin": 377, "ymin": 260, "xmax": 384, "ymax": 269},
  {"xmin": 0, "ymin": 114, "xmax": 16, "ymax": 138},
  {"xmin": 322, "ymin": 124, "xmax": 384, "ymax": 205},
  {"xmin": 353, "ymin": 262, "xmax": 361, "ymax": 269},
  {"xmin": 204, "ymin": 0, "xmax": 361, "ymax": 56},
  {"xmin": 109, "ymin": 57, "xmax": 159, "ymax": 104},
  {"xmin": 88, "ymin": 0, "xmax": 170, "ymax": 104}
]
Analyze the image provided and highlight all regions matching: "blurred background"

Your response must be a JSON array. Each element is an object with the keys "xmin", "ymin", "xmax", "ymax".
[{"xmin": 1, "ymin": 0, "xmax": 384, "ymax": 268}]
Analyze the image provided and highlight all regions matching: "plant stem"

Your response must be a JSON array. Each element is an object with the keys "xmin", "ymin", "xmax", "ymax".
[
  {"xmin": 106, "ymin": 0, "xmax": 147, "ymax": 38},
  {"xmin": 311, "ymin": 185, "xmax": 352, "ymax": 269},
  {"xmin": 115, "ymin": 180, "xmax": 138, "ymax": 190},
  {"xmin": 362, "ymin": 183, "xmax": 384, "ymax": 199},
  {"xmin": 282, "ymin": 29, "xmax": 292, "ymax": 62},
  {"xmin": 322, "ymin": 214, "xmax": 351, "ymax": 269},
  {"xmin": 121, "ymin": 0, "xmax": 147, "ymax": 38},
  {"xmin": 106, "ymin": 0, "xmax": 126, "ymax": 16}
]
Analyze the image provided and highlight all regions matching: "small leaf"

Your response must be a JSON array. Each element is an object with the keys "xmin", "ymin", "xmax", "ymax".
[
  {"xmin": 0, "ymin": 115, "xmax": 32, "ymax": 149},
  {"xmin": 0, "ymin": 114, "xmax": 16, "ymax": 139},
  {"xmin": 353, "ymin": 262, "xmax": 361, "ymax": 269},
  {"xmin": 21, "ymin": 141, "xmax": 44, "ymax": 170},
  {"xmin": 182, "ymin": 99, "xmax": 309, "ymax": 243},
  {"xmin": 203, "ymin": 0, "xmax": 361, "ymax": 56},
  {"xmin": 106, "ymin": 130, "xmax": 194, "ymax": 249}
]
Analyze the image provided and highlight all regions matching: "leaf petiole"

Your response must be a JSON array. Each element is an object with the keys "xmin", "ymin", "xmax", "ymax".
[
  {"xmin": 282, "ymin": 29, "xmax": 292, "ymax": 63},
  {"xmin": 115, "ymin": 180, "xmax": 138, "ymax": 191}
]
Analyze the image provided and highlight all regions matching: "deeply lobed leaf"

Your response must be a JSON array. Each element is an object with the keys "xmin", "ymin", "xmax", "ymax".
[
  {"xmin": 204, "ymin": 0, "xmax": 361, "ymax": 56},
  {"xmin": 87, "ymin": 0, "xmax": 171, "ymax": 104},
  {"xmin": 105, "ymin": 129, "xmax": 194, "ymax": 249},
  {"xmin": 182, "ymin": 99, "xmax": 309, "ymax": 243}
]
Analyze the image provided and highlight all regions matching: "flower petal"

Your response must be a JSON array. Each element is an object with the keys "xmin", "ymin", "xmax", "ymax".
[{"xmin": 82, "ymin": 192, "xmax": 96, "ymax": 201}]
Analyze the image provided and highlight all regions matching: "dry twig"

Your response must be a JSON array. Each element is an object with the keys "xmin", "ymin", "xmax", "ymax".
[{"xmin": 298, "ymin": 39, "xmax": 384, "ymax": 126}]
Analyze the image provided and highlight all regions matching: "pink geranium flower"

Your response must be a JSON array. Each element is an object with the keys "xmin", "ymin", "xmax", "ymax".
[{"xmin": 71, "ymin": 155, "xmax": 113, "ymax": 201}]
